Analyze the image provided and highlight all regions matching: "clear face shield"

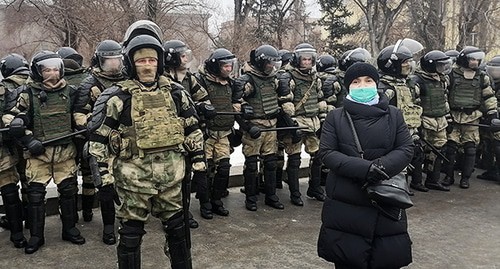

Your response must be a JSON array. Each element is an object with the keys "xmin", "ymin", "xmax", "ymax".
[
  {"xmin": 400, "ymin": 58, "xmax": 416, "ymax": 76},
  {"xmin": 263, "ymin": 59, "xmax": 282, "ymax": 75},
  {"xmin": 486, "ymin": 65, "xmax": 500, "ymax": 80},
  {"xmin": 100, "ymin": 55, "xmax": 123, "ymax": 73},
  {"xmin": 219, "ymin": 58, "xmax": 237, "ymax": 78},
  {"xmin": 297, "ymin": 51, "xmax": 317, "ymax": 70},
  {"xmin": 349, "ymin": 48, "xmax": 372, "ymax": 64},
  {"xmin": 435, "ymin": 58, "xmax": 453, "ymax": 75},
  {"xmin": 178, "ymin": 48, "xmax": 193, "ymax": 67},
  {"xmin": 467, "ymin": 51, "xmax": 485, "ymax": 69},
  {"xmin": 37, "ymin": 58, "xmax": 63, "ymax": 78},
  {"xmin": 396, "ymin": 38, "xmax": 424, "ymax": 59}
]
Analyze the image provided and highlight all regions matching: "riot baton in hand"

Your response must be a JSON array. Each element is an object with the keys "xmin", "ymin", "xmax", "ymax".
[
  {"xmin": 0, "ymin": 127, "xmax": 9, "ymax": 132},
  {"xmin": 259, "ymin": 126, "xmax": 308, "ymax": 132},
  {"xmin": 459, "ymin": 119, "xmax": 500, "ymax": 131},
  {"xmin": 41, "ymin": 129, "xmax": 87, "ymax": 145},
  {"xmin": 215, "ymin": 111, "xmax": 242, "ymax": 116},
  {"xmin": 419, "ymin": 137, "xmax": 450, "ymax": 163}
]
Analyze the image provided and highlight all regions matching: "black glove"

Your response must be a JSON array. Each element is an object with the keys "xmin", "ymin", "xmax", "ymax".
[
  {"xmin": 197, "ymin": 103, "xmax": 217, "ymax": 120},
  {"xmin": 19, "ymin": 135, "xmax": 45, "ymax": 156},
  {"xmin": 248, "ymin": 125, "xmax": 261, "ymax": 139},
  {"xmin": 486, "ymin": 113, "xmax": 498, "ymax": 125},
  {"xmin": 366, "ymin": 163, "xmax": 390, "ymax": 184},
  {"xmin": 9, "ymin": 117, "xmax": 26, "ymax": 138},
  {"xmin": 98, "ymin": 184, "xmax": 121, "ymax": 206},
  {"xmin": 241, "ymin": 104, "xmax": 254, "ymax": 120}
]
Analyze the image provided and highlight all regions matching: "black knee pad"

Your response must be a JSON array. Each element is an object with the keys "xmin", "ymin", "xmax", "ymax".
[
  {"xmin": 446, "ymin": 141, "xmax": 458, "ymax": 151},
  {"xmin": 288, "ymin": 153, "xmax": 301, "ymax": 169},
  {"xmin": 57, "ymin": 178, "xmax": 77, "ymax": 198},
  {"xmin": 263, "ymin": 154, "xmax": 277, "ymax": 171},
  {"xmin": 27, "ymin": 183, "xmax": 46, "ymax": 205},
  {"xmin": 244, "ymin": 155, "xmax": 259, "ymax": 173},
  {"xmin": 217, "ymin": 158, "xmax": 231, "ymax": 177},
  {"xmin": 119, "ymin": 220, "xmax": 146, "ymax": 237},
  {"xmin": 162, "ymin": 211, "xmax": 185, "ymax": 232},
  {"xmin": 463, "ymin": 142, "xmax": 476, "ymax": 156},
  {"xmin": 0, "ymin": 183, "xmax": 19, "ymax": 195},
  {"xmin": 0, "ymin": 183, "xmax": 20, "ymax": 203}
]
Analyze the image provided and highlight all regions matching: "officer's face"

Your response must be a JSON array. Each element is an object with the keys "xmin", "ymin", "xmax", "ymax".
[
  {"xmin": 135, "ymin": 57, "xmax": 157, "ymax": 83},
  {"xmin": 41, "ymin": 67, "xmax": 60, "ymax": 82},
  {"xmin": 300, "ymin": 57, "xmax": 313, "ymax": 69},
  {"xmin": 468, "ymin": 58, "xmax": 480, "ymax": 69},
  {"xmin": 349, "ymin": 76, "xmax": 376, "ymax": 89},
  {"xmin": 220, "ymin": 63, "xmax": 233, "ymax": 78}
]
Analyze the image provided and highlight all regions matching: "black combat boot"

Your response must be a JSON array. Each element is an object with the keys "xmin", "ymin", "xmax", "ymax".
[
  {"xmin": 81, "ymin": 193, "xmax": 95, "ymax": 222},
  {"xmin": 306, "ymin": 155, "xmax": 326, "ymax": 201},
  {"xmin": 118, "ymin": 220, "xmax": 145, "ymax": 269},
  {"xmin": 58, "ymin": 178, "xmax": 85, "ymax": 245},
  {"xmin": 164, "ymin": 212, "xmax": 192, "ymax": 269},
  {"xmin": 25, "ymin": 183, "xmax": 46, "ymax": 254},
  {"xmin": 244, "ymin": 156, "xmax": 259, "ymax": 211},
  {"xmin": 101, "ymin": 198, "xmax": 117, "ymax": 245},
  {"xmin": 1, "ymin": 184, "xmax": 27, "ymax": 248},
  {"xmin": 263, "ymin": 154, "xmax": 284, "ymax": 210},
  {"xmin": 442, "ymin": 142, "xmax": 458, "ymax": 186},
  {"xmin": 287, "ymin": 154, "xmax": 303, "ymax": 206},
  {"xmin": 424, "ymin": 154, "xmax": 450, "ymax": 191}
]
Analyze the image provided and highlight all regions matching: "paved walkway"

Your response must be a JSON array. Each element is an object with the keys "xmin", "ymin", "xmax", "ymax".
[{"xmin": 1, "ymin": 171, "xmax": 499, "ymax": 269}]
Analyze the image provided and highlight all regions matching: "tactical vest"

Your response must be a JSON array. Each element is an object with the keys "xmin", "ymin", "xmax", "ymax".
[
  {"xmin": 204, "ymin": 77, "xmax": 234, "ymax": 131},
  {"xmin": 448, "ymin": 69, "xmax": 482, "ymax": 110},
  {"xmin": 31, "ymin": 86, "xmax": 73, "ymax": 145},
  {"xmin": 245, "ymin": 73, "xmax": 280, "ymax": 119},
  {"xmin": 65, "ymin": 71, "xmax": 87, "ymax": 87},
  {"xmin": 416, "ymin": 75, "xmax": 448, "ymax": 117},
  {"xmin": 291, "ymin": 72, "xmax": 319, "ymax": 117},
  {"xmin": 384, "ymin": 78, "xmax": 422, "ymax": 128},
  {"xmin": 122, "ymin": 80, "xmax": 184, "ymax": 151}
]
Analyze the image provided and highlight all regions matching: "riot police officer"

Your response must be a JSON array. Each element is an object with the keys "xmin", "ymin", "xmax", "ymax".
[
  {"xmin": 442, "ymin": 46, "xmax": 497, "ymax": 188},
  {"xmin": 377, "ymin": 40, "xmax": 424, "ymax": 193},
  {"xmin": 0, "ymin": 53, "xmax": 30, "ymax": 248},
  {"xmin": 411, "ymin": 50, "xmax": 453, "ymax": 191},
  {"xmin": 8, "ymin": 51, "xmax": 88, "ymax": 254},
  {"xmin": 233, "ymin": 44, "xmax": 288, "ymax": 211},
  {"xmin": 79, "ymin": 39, "xmax": 126, "ymax": 244}
]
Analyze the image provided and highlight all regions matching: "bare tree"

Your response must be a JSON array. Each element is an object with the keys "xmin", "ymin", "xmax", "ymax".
[
  {"xmin": 407, "ymin": 0, "xmax": 446, "ymax": 51},
  {"xmin": 455, "ymin": 0, "xmax": 491, "ymax": 50},
  {"xmin": 352, "ymin": 0, "xmax": 408, "ymax": 55}
]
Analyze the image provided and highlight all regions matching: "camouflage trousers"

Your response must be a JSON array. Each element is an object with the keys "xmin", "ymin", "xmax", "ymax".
[
  {"xmin": 283, "ymin": 115, "xmax": 321, "ymax": 155},
  {"xmin": 242, "ymin": 131, "xmax": 277, "ymax": 157},
  {"xmin": 26, "ymin": 144, "xmax": 77, "ymax": 185},
  {"xmin": 0, "ymin": 146, "xmax": 19, "ymax": 188},
  {"xmin": 113, "ymin": 150, "xmax": 185, "ymax": 222},
  {"xmin": 447, "ymin": 121, "xmax": 480, "ymax": 146},
  {"xmin": 205, "ymin": 131, "xmax": 231, "ymax": 162}
]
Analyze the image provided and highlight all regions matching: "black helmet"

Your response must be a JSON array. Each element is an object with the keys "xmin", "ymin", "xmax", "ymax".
[
  {"xmin": 444, "ymin": 50, "xmax": 459, "ymax": 63},
  {"xmin": 250, "ymin": 45, "xmax": 281, "ymax": 75},
  {"xmin": 278, "ymin": 49, "xmax": 293, "ymax": 66},
  {"xmin": 56, "ymin": 47, "xmax": 83, "ymax": 68},
  {"xmin": 204, "ymin": 48, "xmax": 236, "ymax": 77},
  {"xmin": 123, "ymin": 35, "xmax": 164, "ymax": 80},
  {"xmin": 0, "ymin": 53, "xmax": 29, "ymax": 77},
  {"xmin": 29, "ymin": 50, "xmax": 64, "ymax": 82},
  {"xmin": 456, "ymin": 46, "xmax": 485, "ymax": 70},
  {"xmin": 291, "ymin": 43, "xmax": 316, "ymax": 69},
  {"xmin": 91, "ymin": 39, "xmax": 122, "ymax": 67},
  {"xmin": 163, "ymin": 40, "xmax": 191, "ymax": 68},
  {"xmin": 123, "ymin": 20, "xmax": 162, "ymax": 49},
  {"xmin": 338, "ymin": 48, "xmax": 371, "ymax": 71},
  {"xmin": 316, "ymin": 55, "xmax": 337, "ymax": 72},
  {"xmin": 486, "ymin": 55, "xmax": 500, "ymax": 80},
  {"xmin": 420, "ymin": 50, "xmax": 452, "ymax": 75},
  {"xmin": 377, "ymin": 44, "xmax": 414, "ymax": 76}
]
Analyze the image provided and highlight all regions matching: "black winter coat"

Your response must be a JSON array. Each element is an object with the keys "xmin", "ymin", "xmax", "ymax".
[{"xmin": 317, "ymin": 94, "xmax": 414, "ymax": 269}]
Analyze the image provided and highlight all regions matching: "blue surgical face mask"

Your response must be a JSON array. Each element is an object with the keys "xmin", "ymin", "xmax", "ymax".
[{"xmin": 349, "ymin": 87, "xmax": 378, "ymax": 103}]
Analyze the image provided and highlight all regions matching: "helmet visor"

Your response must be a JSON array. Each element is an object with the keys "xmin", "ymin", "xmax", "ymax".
[
  {"xmin": 100, "ymin": 55, "xmax": 123, "ymax": 73},
  {"xmin": 263, "ymin": 60, "xmax": 282, "ymax": 75},
  {"xmin": 179, "ymin": 49, "xmax": 193, "ymax": 67},
  {"xmin": 435, "ymin": 59, "xmax": 453, "ymax": 75},
  {"xmin": 219, "ymin": 58, "xmax": 237, "ymax": 78},
  {"xmin": 37, "ymin": 58, "xmax": 63, "ymax": 72},
  {"xmin": 467, "ymin": 51, "xmax": 485, "ymax": 60},
  {"xmin": 486, "ymin": 65, "xmax": 500, "ymax": 80},
  {"xmin": 349, "ymin": 48, "xmax": 372, "ymax": 63},
  {"xmin": 297, "ymin": 52, "xmax": 316, "ymax": 69},
  {"xmin": 400, "ymin": 59, "xmax": 416, "ymax": 76}
]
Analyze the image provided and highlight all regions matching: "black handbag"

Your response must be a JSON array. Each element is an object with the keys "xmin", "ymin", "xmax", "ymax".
[{"xmin": 344, "ymin": 109, "xmax": 414, "ymax": 212}]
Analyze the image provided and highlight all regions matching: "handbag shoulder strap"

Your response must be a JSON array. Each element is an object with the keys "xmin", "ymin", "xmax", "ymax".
[{"xmin": 344, "ymin": 108, "xmax": 364, "ymax": 159}]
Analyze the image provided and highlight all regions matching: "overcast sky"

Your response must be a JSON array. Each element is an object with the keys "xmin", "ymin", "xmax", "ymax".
[{"xmin": 205, "ymin": 0, "xmax": 322, "ymax": 30}]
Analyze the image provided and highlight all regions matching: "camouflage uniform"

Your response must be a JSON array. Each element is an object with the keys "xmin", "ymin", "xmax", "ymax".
[
  {"xmin": 411, "ymin": 70, "xmax": 451, "ymax": 190},
  {"xmin": 0, "ymin": 73, "xmax": 25, "ymax": 248},
  {"xmin": 278, "ymin": 63, "xmax": 328, "ymax": 203},
  {"xmin": 380, "ymin": 74, "xmax": 423, "ymax": 190},
  {"xmin": 442, "ymin": 67, "xmax": 497, "ymax": 187},
  {"xmin": 79, "ymin": 66, "xmax": 126, "ymax": 243},
  {"xmin": 194, "ymin": 65, "xmax": 234, "ymax": 217},
  {"xmin": 233, "ymin": 62, "xmax": 290, "ymax": 210},
  {"xmin": 8, "ymin": 58, "xmax": 89, "ymax": 254}
]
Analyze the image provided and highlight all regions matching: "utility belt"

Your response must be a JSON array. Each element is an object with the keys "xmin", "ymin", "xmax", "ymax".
[
  {"xmin": 450, "ymin": 106, "xmax": 480, "ymax": 115},
  {"xmin": 252, "ymin": 110, "xmax": 280, "ymax": 120}
]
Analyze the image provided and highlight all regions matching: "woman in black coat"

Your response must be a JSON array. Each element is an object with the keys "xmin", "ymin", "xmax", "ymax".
[{"xmin": 317, "ymin": 63, "xmax": 414, "ymax": 269}]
